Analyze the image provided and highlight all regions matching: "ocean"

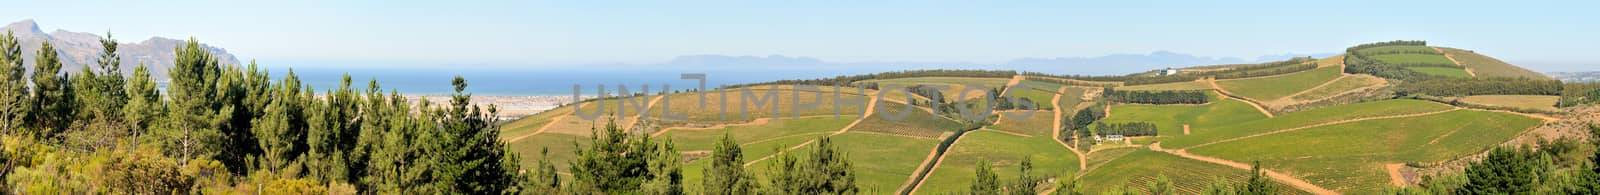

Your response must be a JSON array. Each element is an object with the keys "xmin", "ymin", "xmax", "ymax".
[{"xmin": 260, "ymin": 66, "xmax": 890, "ymax": 96}]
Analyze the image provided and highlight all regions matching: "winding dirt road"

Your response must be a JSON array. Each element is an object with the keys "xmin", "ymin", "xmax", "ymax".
[{"xmin": 1150, "ymin": 143, "xmax": 1338, "ymax": 195}]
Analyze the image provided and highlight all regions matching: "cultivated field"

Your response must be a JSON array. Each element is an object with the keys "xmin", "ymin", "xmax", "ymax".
[
  {"xmin": 1436, "ymin": 47, "xmax": 1551, "ymax": 79},
  {"xmin": 1189, "ymin": 109, "xmax": 1543, "ymax": 193},
  {"xmin": 660, "ymin": 117, "xmax": 856, "ymax": 156},
  {"xmin": 1160, "ymin": 99, "xmax": 1456, "ymax": 149},
  {"xmin": 1099, "ymin": 92, "xmax": 1269, "ymax": 138},
  {"xmin": 1406, "ymin": 67, "xmax": 1473, "ymax": 78},
  {"xmin": 1455, "ymin": 95, "xmax": 1560, "ymax": 112},
  {"xmin": 1119, "ymin": 81, "xmax": 1213, "ymax": 91},
  {"xmin": 915, "ymin": 131, "xmax": 1080, "ymax": 194},
  {"xmin": 860, "ymin": 77, "xmax": 1011, "ymax": 100},
  {"xmin": 847, "ymin": 102, "xmax": 965, "ymax": 139},
  {"xmin": 505, "ymin": 133, "xmax": 590, "ymax": 173},
  {"xmin": 649, "ymin": 87, "xmax": 869, "ymax": 122},
  {"xmin": 1367, "ymin": 54, "xmax": 1456, "ymax": 66},
  {"xmin": 990, "ymin": 110, "xmax": 1058, "ymax": 137},
  {"xmin": 1078, "ymin": 150, "xmax": 1292, "ymax": 194},
  {"xmin": 1216, "ymin": 67, "xmax": 1343, "ymax": 101},
  {"xmin": 743, "ymin": 132, "xmax": 942, "ymax": 194},
  {"xmin": 1288, "ymin": 75, "xmax": 1385, "ymax": 101}
]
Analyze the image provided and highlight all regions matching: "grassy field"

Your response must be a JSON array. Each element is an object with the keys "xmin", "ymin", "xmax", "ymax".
[
  {"xmin": 848, "ymin": 102, "xmax": 965, "ymax": 139},
  {"xmin": 1188, "ymin": 109, "xmax": 1543, "ymax": 193},
  {"xmin": 1456, "ymin": 95, "xmax": 1560, "ymax": 112},
  {"xmin": 650, "ymin": 87, "xmax": 869, "ymax": 122},
  {"xmin": 1119, "ymin": 81, "xmax": 1213, "ymax": 91},
  {"xmin": 1437, "ymin": 47, "xmax": 1551, "ymax": 79},
  {"xmin": 1355, "ymin": 45, "xmax": 1438, "ymax": 55},
  {"xmin": 860, "ymin": 77, "xmax": 1011, "ymax": 100},
  {"xmin": 1406, "ymin": 67, "xmax": 1473, "ymax": 78},
  {"xmin": 1367, "ymin": 54, "xmax": 1456, "ymax": 66},
  {"xmin": 1078, "ymin": 150, "xmax": 1294, "ymax": 194},
  {"xmin": 1001, "ymin": 81, "xmax": 1061, "ymax": 110},
  {"xmin": 1288, "ymin": 75, "xmax": 1384, "ymax": 101},
  {"xmin": 1100, "ymin": 92, "xmax": 1269, "ymax": 138},
  {"xmin": 914, "ymin": 131, "xmax": 1080, "ymax": 194},
  {"xmin": 1216, "ymin": 66, "xmax": 1343, "ymax": 101},
  {"xmin": 500, "ymin": 104, "xmax": 574, "ymax": 138},
  {"xmin": 990, "ymin": 110, "xmax": 1057, "ymax": 137},
  {"xmin": 742, "ymin": 132, "xmax": 942, "ymax": 194},
  {"xmin": 506, "ymin": 133, "xmax": 590, "ymax": 173},
  {"xmin": 1161, "ymin": 99, "xmax": 1455, "ymax": 149},
  {"xmin": 660, "ymin": 117, "xmax": 856, "ymax": 156}
]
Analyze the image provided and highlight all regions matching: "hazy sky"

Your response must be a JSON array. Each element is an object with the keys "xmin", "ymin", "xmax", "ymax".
[{"xmin": 2, "ymin": 0, "xmax": 1596, "ymax": 71}]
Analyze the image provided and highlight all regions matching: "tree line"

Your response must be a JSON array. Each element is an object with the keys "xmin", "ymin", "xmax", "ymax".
[
  {"xmin": 1356, "ymin": 50, "xmax": 1440, "ymax": 56},
  {"xmin": 1396, "ymin": 77, "xmax": 1562, "ymax": 97},
  {"xmin": 1093, "ymin": 122, "xmax": 1157, "ymax": 137},
  {"xmin": 1343, "ymin": 40, "xmax": 1427, "ymax": 53},
  {"xmin": 1104, "ymin": 88, "xmax": 1209, "ymax": 105},
  {"xmin": 1210, "ymin": 61, "xmax": 1317, "ymax": 80},
  {"xmin": 1559, "ymin": 82, "xmax": 1600, "ymax": 107},
  {"xmin": 0, "ymin": 30, "xmax": 875, "ymax": 194},
  {"xmin": 1023, "ymin": 57, "xmax": 1316, "ymax": 86},
  {"xmin": 0, "ymin": 31, "xmax": 525, "ymax": 193},
  {"xmin": 723, "ymin": 69, "xmax": 1017, "ymax": 89},
  {"xmin": 1022, "ymin": 76, "xmax": 1119, "ymax": 88}
]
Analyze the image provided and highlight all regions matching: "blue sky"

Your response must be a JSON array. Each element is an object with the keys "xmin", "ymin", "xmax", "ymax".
[{"xmin": 3, "ymin": 0, "xmax": 1596, "ymax": 71}]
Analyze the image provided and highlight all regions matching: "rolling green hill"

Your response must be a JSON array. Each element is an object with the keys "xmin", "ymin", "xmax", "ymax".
[{"xmin": 500, "ymin": 42, "xmax": 1573, "ymax": 195}]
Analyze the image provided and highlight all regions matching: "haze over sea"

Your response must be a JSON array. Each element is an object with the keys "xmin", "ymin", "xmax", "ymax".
[{"xmin": 266, "ymin": 65, "xmax": 890, "ymax": 96}]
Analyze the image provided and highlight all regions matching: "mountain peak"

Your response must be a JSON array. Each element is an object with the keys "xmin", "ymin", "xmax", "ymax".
[{"xmin": 3, "ymin": 19, "xmax": 42, "ymax": 34}]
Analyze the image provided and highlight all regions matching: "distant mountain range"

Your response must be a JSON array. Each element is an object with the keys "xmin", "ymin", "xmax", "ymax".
[
  {"xmin": 657, "ymin": 51, "xmax": 1338, "ymax": 75},
  {"xmin": 2, "ymin": 19, "xmax": 1336, "ymax": 77},
  {"xmin": 2, "ymin": 19, "xmax": 240, "ymax": 79}
]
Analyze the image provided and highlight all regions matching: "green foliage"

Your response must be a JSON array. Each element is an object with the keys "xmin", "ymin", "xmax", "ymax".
[
  {"xmin": 0, "ymin": 31, "xmax": 27, "ymax": 136},
  {"xmin": 1008, "ymin": 157, "xmax": 1039, "ymax": 195},
  {"xmin": 1144, "ymin": 175, "xmax": 1175, "ymax": 195},
  {"xmin": 1397, "ymin": 77, "xmax": 1561, "ymax": 97},
  {"xmin": 765, "ymin": 136, "xmax": 858, "ymax": 194},
  {"xmin": 569, "ymin": 118, "xmax": 682, "ymax": 194},
  {"xmin": 970, "ymin": 159, "xmax": 999, "ymax": 195},
  {"xmin": 1239, "ymin": 162, "xmax": 1279, "ymax": 195},
  {"xmin": 1092, "ymin": 122, "xmax": 1157, "ymax": 137},
  {"xmin": 1104, "ymin": 88, "xmax": 1208, "ymax": 104},
  {"xmin": 702, "ymin": 133, "xmax": 758, "ymax": 195},
  {"xmin": 1068, "ymin": 103, "xmax": 1105, "ymax": 131},
  {"xmin": 1051, "ymin": 175, "xmax": 1085, "ymax": 195},
  {"xmin": 1559, "ymin": 82, "xmax": 1600, "ymax": 107},
  {"xmin": 0, "ymin": 37, "xmax": 529, "ymax": 193},
  {"xmin": 27, "ymin": 40, "xmax": 74, "ymax": 139}
]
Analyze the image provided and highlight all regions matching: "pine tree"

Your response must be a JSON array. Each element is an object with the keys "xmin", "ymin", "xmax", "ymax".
[
  {"xmin": 1459, "ymin": 147, "xmax": 1540, "ymax": 194},
  {"xmin": 1051, "ymin": 175, "xmax": 1084, "ymax": 195},
  {"xmin": 307, "ymin": 74, "xmax": 357, "ymax": 181},
  {"xmin": 1009, "ymin": 157, "xmax": 1037, "ymax": 195},
  {"xmin": 972, "ymin": 159, "xmax": 999, "ymax": 195},
  {"xmin": 251, "ymin": 69, "xmax": 307, "ymax": 175},
  {"xmin": 1145, "ymin": 175, "xmax": 1175, "ymax": 195},
  {"xmin": 703, "ymin": 132, "xmax": 757, "ymax": 195},
  {"xmin": 28, "ymin": 40, "xmax": 75, "ymax": 139},
  {"xmin": 521, "ymin": 148, "xmax": 561, "ymax": 194},
  {"xmin": 121, "ymin": 63, "xmax": 160, "ymax": 150},
  {"xmin": 0, "ymin": 31, "xmax": 27, "ymax": 135},
  {"xmin": 164, "ymin": 38, "xmax": 228, "ymax": 165},
  {"xmin": 1239, "ymin": 161, "xmax": 1279, "ymax": 195},
  {"xmin": 1203, "ymin": 177, "xmax": 1236, "ymax": 195},
  {"xmin": 642, "ymin": 138, "xmax": 683, "ymax": 195},
  {"xmin": 428, "ymin": 76, "xmax": 519, "ymax": 193}
]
